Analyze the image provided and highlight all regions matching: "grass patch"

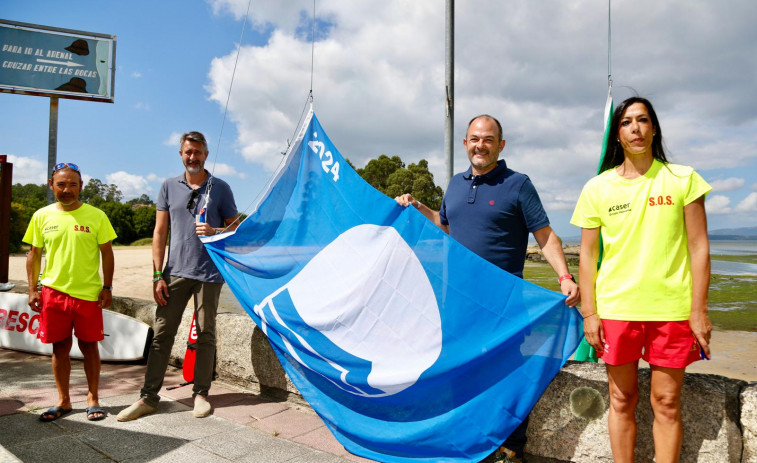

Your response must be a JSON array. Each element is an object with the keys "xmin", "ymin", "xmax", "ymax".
[
  {"xmin": 711, "ymin": 254, "xmax": 757, "ymax": 264},
  {"xmin": 131, "ymin": 238, "xmax": 153, "ymax": 246},
  {"xmin": 523, "ymin": 261, "xmax": 756, "ymax": 332}
]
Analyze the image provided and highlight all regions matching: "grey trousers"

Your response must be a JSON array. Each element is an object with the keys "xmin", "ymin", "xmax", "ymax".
[{"xmin": 140, "ymin": 275, "xmax": 223, "ymax": 407}]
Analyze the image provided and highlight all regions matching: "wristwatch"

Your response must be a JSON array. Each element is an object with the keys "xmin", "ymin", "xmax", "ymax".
[{"xmin": 102, "ymin": 285, "xmax": 112, "ymax": 291}]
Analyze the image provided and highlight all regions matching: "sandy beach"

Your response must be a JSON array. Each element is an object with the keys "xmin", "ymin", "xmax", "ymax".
[{"xmin": 5, "ymin": 246, "xmax": 756, "ymax": 382}]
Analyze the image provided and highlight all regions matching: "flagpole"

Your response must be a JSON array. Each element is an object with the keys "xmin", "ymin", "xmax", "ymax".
[{"xmin": 444, "ymin": 0, "xmax": 454, "ymax": 186}]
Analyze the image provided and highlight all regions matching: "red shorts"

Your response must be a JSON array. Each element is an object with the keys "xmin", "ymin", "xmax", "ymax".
[
  {"xmin": 599, "ymin": 319, "xmax": 701, "ymax": 368},
  {"xmin": 40, "ymin": 287, "xmax": 104, "ymax": 344}
]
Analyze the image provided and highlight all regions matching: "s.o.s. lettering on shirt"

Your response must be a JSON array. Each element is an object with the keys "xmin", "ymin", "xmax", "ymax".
[
  {"xmin": 608, "ymin": 202, "xmax": 631, "ymax": 216},
  {"xmin": 73, "ymin": 225, "xmax": 91, "ymax": 233},
  {"xmin": 648, "ymin": 195, "xmax": 675, "ymax": 207}
]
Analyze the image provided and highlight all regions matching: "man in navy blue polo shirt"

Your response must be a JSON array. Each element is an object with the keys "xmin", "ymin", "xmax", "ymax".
[{"xmin": 396, "ymin": 114, "xmax": 579, "ymax": 462}]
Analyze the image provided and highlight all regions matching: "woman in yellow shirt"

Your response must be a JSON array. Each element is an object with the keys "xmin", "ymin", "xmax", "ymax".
[{"xmin": 571, "ymin": 97, "xmax": 712, "ymax": 463}]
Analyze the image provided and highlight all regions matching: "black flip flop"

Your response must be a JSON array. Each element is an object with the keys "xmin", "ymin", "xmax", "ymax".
[
  {"xmin": 39, "ymin": 406, "xmax": 73, "ymax": 422},
  {"xmin": 86, "ymin": 405, "xmax": 107, "ymax": 421}
]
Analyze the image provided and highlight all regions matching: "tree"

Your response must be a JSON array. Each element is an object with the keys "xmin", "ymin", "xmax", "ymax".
[
  {"xmin": 356, "ymin": 155, "xmax": 405, "ymax": 192},
  {"xmin": 80, "ymin": 178, "xmax": 122, "ymax": 204},
  {"xmin": 10, "ymin": 183, "xmax": 47, "ymax": 253},
  {"xmin": 132, "ymin": 205, "xmax": 156, "ymax": 239},
  {"xmin": 356, "ymin": 156, "xmax": 443, "ymax": 210},
  {"xmin": 8, "ymin": 203, "xmax": 29, "ymax": 253},
  {"xmin": 80, "ymin": 178, "xmax": 105, "ymax": 203},
  {"xmin": 105, "ymin": 184, "xmax": 122, "ymax": 203},
  {"xmin": 11, "ymin": 183, "xmax": 46, "ymax": 210},
  {"xmin": 126, "ymin": 194, "xmax": 154, "ymax": 206},
  {"xmin": 98, "ymin": 202, "xmax": 136, "ymax": 244}
]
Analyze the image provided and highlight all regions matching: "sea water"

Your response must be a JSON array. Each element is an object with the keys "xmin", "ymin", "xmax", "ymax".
[{"xmin": 711, "ymin": 240, "xmax": 757, "ymax": 276}]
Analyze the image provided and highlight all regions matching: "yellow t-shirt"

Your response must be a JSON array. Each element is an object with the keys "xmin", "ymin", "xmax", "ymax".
[
  {"xmin": 23, "ymin": 203, "xmax": 117, "ymax": 301},
  {"xmin": 570, "ymin": 160, "xmax": 711, "ymax": 321}
]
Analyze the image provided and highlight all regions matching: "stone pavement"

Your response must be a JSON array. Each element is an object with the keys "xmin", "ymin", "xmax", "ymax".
[{"xmin": 0, "ymin": 348, "xmax": 371, "ymax": 463}]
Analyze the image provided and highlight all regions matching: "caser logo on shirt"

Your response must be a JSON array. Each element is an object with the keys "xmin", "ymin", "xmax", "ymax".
[{"xmin": 608, "ymin": 202, "xmax": 631, "ymax": 216}]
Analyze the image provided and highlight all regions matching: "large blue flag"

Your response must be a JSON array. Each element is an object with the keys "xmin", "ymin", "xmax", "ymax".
[{"xmin": 202, "ymin": 111, "xmax": 582, "ymax": 462}]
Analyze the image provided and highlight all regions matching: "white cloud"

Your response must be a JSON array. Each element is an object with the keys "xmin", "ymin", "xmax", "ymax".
[
  {"xmin": 736, "ymin": 192, "xmax": 757, "ymax": 212},
  {"xmin": 209, "ymin": 162, "xmax": 247, "ymax": 179},
  {"xmin": 106, "ymin": 171, "xmax": 154, "ymax": 200},
  {"xmin": 163, "ymin": 132, "xmax": 182, "ymax": 147},
  {"xmin": 4, "ymin": 155, "xmax": 46, "ymax": 184},
  {"xmin": 134, "ymin": 102, "xmax": 151, "ymax": 111},
  {"xmin": 205, "ymin": 0, "xmax": 757, "ymax": 228},
  {"xmin": 131, "ymin": 71, "xmax": 142, "ymax": 78},
  {"xmin": 709, "ymin": 177, "xmax": 745, "ymax": 193},
  {"xmin": 206, "ymin": 0, "xmax": 757, "ymax": 201},
  {"xmin": 705, "ymin": 195, "xmax": 732, "ymax": 215}
]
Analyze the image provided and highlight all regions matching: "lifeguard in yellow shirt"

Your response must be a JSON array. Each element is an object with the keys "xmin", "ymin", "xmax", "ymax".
[
  {"xmin": 24, "ymin": 163, "xmax": 117, "ymax": 423},
  {"xmin": 571, "ymin": 97, "xmax": 712, "ymax": 463}
]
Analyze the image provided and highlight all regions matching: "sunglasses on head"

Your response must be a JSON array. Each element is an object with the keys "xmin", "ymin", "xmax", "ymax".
[
  {"xmin": 53, "ymin": 162, "xmax": 80, "ymax": 173},
  {"xmin": 187, "ymin": 189, "xmax": 200, "ymax": 211}
]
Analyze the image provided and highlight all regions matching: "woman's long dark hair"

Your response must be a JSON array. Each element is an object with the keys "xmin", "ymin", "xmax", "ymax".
[{"xmin": 599, "ymin": 97, "xmax": 669, "ymax": 173}]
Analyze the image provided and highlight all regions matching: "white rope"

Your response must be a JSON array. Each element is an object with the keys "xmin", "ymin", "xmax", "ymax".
[
  {"xmin": 212, "ymin": 0, "xmax": 319, "ymax": 232},
  {"xmin": 204, "ymin": 0, "xmax": 254, "ymax": 208},
  {"xmin": 607, "ymin": 0, "xmax": 612, "ymax": 88},
  {"xmin": 310, "ymin": 0, "xmax": 316, "ymax": 94}
]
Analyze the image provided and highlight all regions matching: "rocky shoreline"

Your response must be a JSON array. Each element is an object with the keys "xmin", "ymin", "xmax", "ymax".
[{"xmin": 526, "ymin": 245, "xmax": 580, "ymax": 266}]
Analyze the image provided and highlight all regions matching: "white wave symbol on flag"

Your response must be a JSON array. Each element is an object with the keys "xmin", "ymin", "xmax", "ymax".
[{"xmin": 253, "ymin": 224, "xmax": 442, "ymax": 397}]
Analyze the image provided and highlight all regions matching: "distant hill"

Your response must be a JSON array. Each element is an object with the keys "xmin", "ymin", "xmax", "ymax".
[{"xmin": 709, "ymin": 226, "xmax": 757, "ymax": 240}]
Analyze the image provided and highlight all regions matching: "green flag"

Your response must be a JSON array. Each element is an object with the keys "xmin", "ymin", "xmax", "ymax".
[
  {"xmin": 598, "ymin": 88, "xmax": 614, "ymax": 175},
  {"xmin": 574, "ymin": 88, "xmax": 612, "ymax": 363}
]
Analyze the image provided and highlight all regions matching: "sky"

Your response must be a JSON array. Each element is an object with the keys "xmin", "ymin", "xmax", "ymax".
[{"xmin": 2, "ymin": 0, "xmax": 756, "ymax": 238}]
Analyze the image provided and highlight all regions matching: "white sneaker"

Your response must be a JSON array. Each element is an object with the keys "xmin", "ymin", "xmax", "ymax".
[
  {"xmin": 117, "ymin": 400, "xmax": 157, "ymax": 422},
  {"xmin": 193, "ymin": 396, "xmax": 211, "ymax": 418}
]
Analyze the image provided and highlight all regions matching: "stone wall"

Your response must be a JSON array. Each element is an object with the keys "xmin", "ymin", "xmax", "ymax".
[
  {"xmin": 529, "ymin": 362, "xmax": 750, "ymax": 462},
  {"xmin": 110, "ymin": 297, "xmax": 757, "ymax": 462}
]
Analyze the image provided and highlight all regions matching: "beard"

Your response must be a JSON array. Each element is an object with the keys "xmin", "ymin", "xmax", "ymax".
[
  {"xmin": 185, "ymin": 162, "xmax": 204, "ymax": 174},
  {"xmin": 469, "ymin": 151, "xmax": 497, "ymax": 172},
  {"xmin": 57, "ymin": 195, "xmax": 77, "ymax": 206}
]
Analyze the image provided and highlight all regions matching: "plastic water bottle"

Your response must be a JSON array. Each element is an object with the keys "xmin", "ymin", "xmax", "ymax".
[{"xmin": 196, "ymin": 193, "xmax": 208, "ymax": 224}]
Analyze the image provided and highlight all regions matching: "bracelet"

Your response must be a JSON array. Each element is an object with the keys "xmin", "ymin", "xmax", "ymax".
[
  {"xmin": 153, "ymin": 271, "xmax": 162, "ymax": 276},
  {"xmin": 413, "ymin": 200, "xmax": 422, "ymax": 209},
  {"xmin": 152, "ymin": 276, "xmax": 163, "ymax": 283},
  {"xmin": 583, "ymin": 312, "xmax": 597, "ymax": 319},
  {"xmin": 102, "ymin": 285, "xmax": 112, "ymax": 291},
  {"xmin": 558, "ymin": 273, "xmax": 575, "ymax": 284}
]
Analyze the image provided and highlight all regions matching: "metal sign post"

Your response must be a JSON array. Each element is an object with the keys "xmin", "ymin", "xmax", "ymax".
[
  {"xmin": 47, "ymin": 96, "xmax": 59, "ymax": 203},
  {"xmin": 0, "ymin": 155, "xmax": 13, "ymax": 290}
]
